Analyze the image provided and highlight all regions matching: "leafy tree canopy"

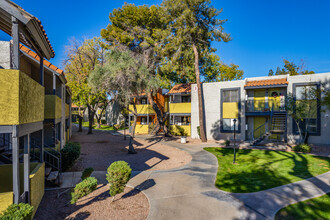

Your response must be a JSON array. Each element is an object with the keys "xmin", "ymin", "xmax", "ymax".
[{"xmin": 268, "ymin": 59, "xmax": 315, "ymax": 76}]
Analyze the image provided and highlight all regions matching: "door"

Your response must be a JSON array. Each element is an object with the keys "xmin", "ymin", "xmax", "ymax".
[
  {"xmin": 254, "ymin": 89, "xmax": 265, "ymax": 111},
  {"xmin": 269, "ymin": 88, "xmax": 281, "ymax": 111}
]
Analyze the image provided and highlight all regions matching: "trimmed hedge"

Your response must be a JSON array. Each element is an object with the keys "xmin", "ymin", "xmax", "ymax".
[
  {"xmin": 106, "ymin": 161, "xmax": 132, "ymax": 198},
  {"xmin": 81, "ymin": 167, "xmax": 94, "ymax": 180},
  {"xmin": 61, "ymin": 142, "xmax": 81, "ymax": 171},
  {"xmin": 71, "ymin": 177, "xmax": 98, "ymax": 204},
  {"xmin": 0, "ymin": 203, "xmax": 34, "ymax": 220},
  {"xmin": 293, "ymin": 144, "xmax": 311, "ymax": 153}
]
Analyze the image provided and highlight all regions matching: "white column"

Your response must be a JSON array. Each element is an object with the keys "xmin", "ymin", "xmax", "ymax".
[
  {"xmin": 23, "ymin": 134, "xmax": 30, "ymax": 203},
  {"xmin": 12, "ymin": 126, "xmax": 20, "ymax": 203},
  {"xmin": 11, "ymin": 17, "xmax": 20, "ymax": 70}
]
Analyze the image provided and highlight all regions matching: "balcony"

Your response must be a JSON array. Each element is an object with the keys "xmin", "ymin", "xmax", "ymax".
[
  {"xmin": 169, "ymin": 103, "xmax": 191, "ymax": 114},
  {"xmin": 65, "ymin": 104, "xmax": 70, "ymax": 117},
  {"xmin": 129, "ymin": 104, "xmax": 155, "ymax": 115},
  {"xmin": 45, "ymin": 95, "xmax": 62, "ymax": 119},
  {"xmin": 0, "ymin": 70, "xmax": 44, "ymax": 125},
  {"xmin": 246, "ymin": 100, "xmax": 286, "ymax": 114}
]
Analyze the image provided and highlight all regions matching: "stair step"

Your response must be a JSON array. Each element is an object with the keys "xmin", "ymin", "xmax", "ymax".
[
  {"xmin": 47, "ymin": 171, "xmax": 59, "ymax": 181},
  {"xmin": 45, "ymin": 167, "xmax": 52, "ymax": 176}
]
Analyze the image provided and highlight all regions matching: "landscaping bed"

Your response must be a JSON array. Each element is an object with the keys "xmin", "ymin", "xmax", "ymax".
[
  {"xmin": 276, "ymin": 193, "xmax": 330, "ymax": 220},
  {"xmin": 35, "ymin": 185, "xmax": 149, "ymax": 220},
  {"xmin": 73, "ymin": 121, "xmax": 127, "ymax": 131},
  {"xmin": 204, "ymin": 147, "xmax": 330, "ymax": 193}
]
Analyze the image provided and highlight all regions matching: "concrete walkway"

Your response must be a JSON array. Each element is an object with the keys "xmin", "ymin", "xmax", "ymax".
[
  {"xmin": 127, "ymin": 138, "xmax": 330, "ymax": 220},
  {"xmin": 59, "ymin": 133, "xmax": 330, "ymax": 220}
]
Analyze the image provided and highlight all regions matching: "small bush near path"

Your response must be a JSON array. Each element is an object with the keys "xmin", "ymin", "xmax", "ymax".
[
  {"xmin": 61, "ymin": 142, "xmax": 81, "ymax": 171},
  {"xmin": 71, "ymin": 177, "xmax": 98, "ymax": 204},
  {"xmin": 73, "ymin": 121, "xmax": 127, "ymax": 131},
  {"xmin": 276, "ymin": 193, "xmax": 330, "ymax": 220},
  {"xmin": 293, "ymin": 144, "xmax": 311, "ymax": 153},
  {"xmin": 0, "ymin": 203, "xmax": 34, "ymax": 220},
  {"xmin": 106, "ymin": 161, "xmax": 132, "ymax": 201},
  {"xmin": 81, "ymin": 167, "xmax": 94, "ymax": 180},
  {"xmin": 204, "ymin": 147, "xmax": 330, "ymax": 193}
]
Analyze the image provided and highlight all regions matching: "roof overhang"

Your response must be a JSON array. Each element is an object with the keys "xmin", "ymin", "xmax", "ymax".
[
  {"xmin": 0, "ymin": 0, "xmax": 55, "ymax": 59},
  {"xmin": 244, "ymin": 84, "xmax": 288, "ymax": 90}
]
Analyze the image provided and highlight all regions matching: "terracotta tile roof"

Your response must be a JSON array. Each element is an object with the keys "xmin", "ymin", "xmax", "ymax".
[
  {"xmin": 168, "ymin": 84, "xmax": 191, "ymax": 94},
  {"xmin": 20, "ymin": 44, "xmax": 63, "ymax": 75},
  {"xmin": 245, "ymin": 78, "xmax": 288, "ymax": 87}
]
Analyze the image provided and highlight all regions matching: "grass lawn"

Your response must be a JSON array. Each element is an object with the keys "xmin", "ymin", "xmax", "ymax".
[
  {"xmin": 204, "ymin": 148, "xmax": 330, "ymax": 193},
  {"xmin": 276, "ymin": 193, "xmax": 330, "ymax": 220},
  {"xmin": 73, "ymin": 121, "xmax": 127, "ymax": 131}
]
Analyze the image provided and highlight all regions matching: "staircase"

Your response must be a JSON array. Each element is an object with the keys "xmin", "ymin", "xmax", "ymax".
[
  {"xmin": 44, "ymin": 145, "xmax": 61, "ymax": 185},
  {"xmin": 270, "ymin": 113, "xmax": 287, "ymax": 134},
  {"xmin": 251, "ymin": 113, "xmax": 287, "ymax": 146}
]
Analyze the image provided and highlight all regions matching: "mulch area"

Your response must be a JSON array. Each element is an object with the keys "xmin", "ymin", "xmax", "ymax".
[
  {"xmin": 69, "ymin": 127, "xmax": 192, "ymax": 171},
  {"xmin": 35, "ymin": 185, "xmax": 149, "ymax": 220}
]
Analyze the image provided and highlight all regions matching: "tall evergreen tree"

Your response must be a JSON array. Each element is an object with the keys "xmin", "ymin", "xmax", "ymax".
[{"xmin": 162, "ymin": 0, "xmax": 231, "ymax": 142}]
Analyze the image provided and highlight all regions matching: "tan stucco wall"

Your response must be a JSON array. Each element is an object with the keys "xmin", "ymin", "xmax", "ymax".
[{"xmin": 30, "ymin": 163, "xmax": 45, "ymax": 217}]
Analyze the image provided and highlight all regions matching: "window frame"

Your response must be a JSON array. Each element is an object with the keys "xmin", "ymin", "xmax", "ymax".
[
  {"xmin": 292, "ymin": 83, "xmax": 321, "ymax": 136},
  {"xmin": 220, "ymin": 87, "xmax": 241, "ymax": 133}
]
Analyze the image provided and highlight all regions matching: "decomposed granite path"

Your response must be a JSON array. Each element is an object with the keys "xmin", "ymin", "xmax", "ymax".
[{"xmin": 127, "ymin": 137, "xmax": 330, "ymax": 220}]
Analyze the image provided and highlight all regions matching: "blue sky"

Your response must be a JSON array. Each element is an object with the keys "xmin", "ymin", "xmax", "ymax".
[{"xmin": 1, "ymin": 0, "xmax": 329, "ymax": 77}]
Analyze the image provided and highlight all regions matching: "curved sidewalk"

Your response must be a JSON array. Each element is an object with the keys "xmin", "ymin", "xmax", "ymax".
[{"xmin": 127, "ymin": 138, "xmax": 330, "ymax": 220}]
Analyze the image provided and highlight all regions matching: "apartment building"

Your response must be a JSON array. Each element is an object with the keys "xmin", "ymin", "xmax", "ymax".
[
  {"xmin": 168, "ymin": 84, "xmax": 192, "ymax": 136},
  {"xmin": 0, "ymin": 0, "xmax": 71, "ymax": 215},
  {"xmin": 191, "ymin": 73, "xmax": 330, "ymax": 145},
  {"xmin": 128, "ymin": 89, "xmax": 168, "ymax": 134}
]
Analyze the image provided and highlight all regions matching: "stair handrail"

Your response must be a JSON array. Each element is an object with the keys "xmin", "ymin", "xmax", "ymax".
[
  {"xmin": 253, "ymin": 121, "xmax": 267, "ymax": 141},
  {"xmin": 44, "ymin": 143, "xmax": 62, "ymax": 173}
]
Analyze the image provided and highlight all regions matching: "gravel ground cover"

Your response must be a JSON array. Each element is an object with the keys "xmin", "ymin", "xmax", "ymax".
[
  {"xmin": 69, "ymin": 128, "xmax": 192, "ymax": 171},
  {"xmin": 35, "ymin": 185, "xmax": 149, "ymax": 220}
]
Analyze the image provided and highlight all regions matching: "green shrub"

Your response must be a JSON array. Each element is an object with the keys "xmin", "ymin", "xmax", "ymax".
[
  {"xmin": 61, "ymin": 142, "xmax": 81, "ymax": 171},
  {"xmin": 293, "ymin": 144, "xmax": 311, "ymax": 153},
  {"xmin": 106, "ymin": 161, "xmax": 132, "ymax": 199},
  {"xmin": 71, "ymin": 177, "xmax": 98, "ymax": 204},
  {"xmin": 197, "ymin": 126, "xmax": 200, "ymax": 138},
  {"xmin": 81, "ymin": 167, "xmax": 94, "ymax": 180},
  {"xmin": 225, "ymin": 140, "xmax": 230, "ymax": 146},
  {"xmin": 169, "ymin": 125, "xmax": 187, "ymax": 136},
  {"xmin": 113, "ymin": 124, "xmax": 120, "ymax": 130},
  {"xmin": 101, "ymin": 119, "xmax": 107, "ymax": 125},
  {"xmin": 0, "ymin": 203, "xmax": 34, "ymax": 220}
]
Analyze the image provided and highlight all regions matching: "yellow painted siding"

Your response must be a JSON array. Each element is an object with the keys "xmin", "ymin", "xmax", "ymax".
[
  {"xmin": 254, "ymin": 89, "xmax": 265, "ymax": 111},
  {"xmin": 45, "ymin": 95, "xmax": 62, "ymax": 119},
  {"xmin": 0, "ymin": 70, "xmax": 44, "ymax": 125},
  {"xmin": 0, "ymin": 192, "xmax": 13, "ymax": 213},
  {"xmin": 65, "ymin": 104, "xmax": 70, "ymax": 117},
  {"xmin": 19, "ymin": 72, "xmax": 44, "ymax": 124},
  {"xmin": 129, "ymin": 104, "xmax": 155, "ymax": 114},
  {"xmin": 29, "ymin": 163, "xmax": 45, "ymax": 217},
  {"xmin": 135, "ymin": 125, "xmax": 149, "ymax": 134},
  {"xmin": 165, "ymin": 97, "xmax": 169, "ymax": 112},
  {"xmin": 222, "ymin": 103, "xmax": 238, "ymax": 119},
  {"xmin": 170, "ymin": 125, "xmax": 191, "ymax": 136},
  {"xmin": 169, "ymin": 103, "xmax": 191, "ymax": 114}
]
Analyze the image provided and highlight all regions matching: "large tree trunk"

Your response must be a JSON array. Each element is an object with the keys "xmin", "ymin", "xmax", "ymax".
[
  {"xmin": 87, "ymin": 105, "xmax": 94, "ymax": 134},
  {"xmin": 147, "ymin": 92, "xmax": 170, "ymax": 136},
  {"xmin": 193, "ymin": 44, "xmax": 207, "ymax": 142},
  {"xmin": 78, "ymin": 116, "xmax": 83, "ymax": 132},
  {"xmin": 132, "ymin": 115, "xmax": 137, "ymax": 138}
]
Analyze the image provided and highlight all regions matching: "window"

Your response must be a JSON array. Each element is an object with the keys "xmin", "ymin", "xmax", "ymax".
[
  {"xmin": 141, "ymin": 98, "xmax": 147, "ymax": 104},
  {"xmin": 293, "ymin": 84, "xmax": 320, "ymax": 135},
  {"xmin": 181, "ymin": 95, "xmax": 191, "ymax": 103},
  {"xmin": 141, "ymin": 117, "xmax": 147, "ymax": 125},
  {"xmin": 223, "ymin": 90, "xmax": 239, "ymax": 102},
  {"xmin": 223, "ymin": 119, "xmax": 239, "ymax": 131}
]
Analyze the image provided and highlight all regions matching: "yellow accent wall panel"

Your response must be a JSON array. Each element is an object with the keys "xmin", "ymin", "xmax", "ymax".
[
  {"xmin": 0, "ymin": 69, "xmax": 19, "ymax": 125},
  {"xmin": 253, "ymin": 117, "xmax": 266, "ymax": 139},
  {"xmin": 45, "ymin": 95, "xmax": 62, "ymax": 119},
  {"xmin": 135, "ymin": 124, "xmax": 149, "ymax": 134},
  {"xmin": 129, "ymin": 104, "xmax": 155, "ymax": 114},
  {"xmin": 222, "ymin": 102, "xmax": 238, "ymax": 119},
  {"xmin": 0, "ymin": 192, "xmax": 13, "ymax": 213},
  {"xmin": 170, "ymin": 103, "xmax": 191, "ymax": 114},
  {"xmin": 19, "ymin": 72, "xmax": 44, "ymax": 124},
  {"xmin": 268, "ymin": 88, "xmax": 281, "ymax": 111},
  {"xmin": 0, "ymin": 70, "xmax": 44, "ymax": 125},
  {"xmin": 170, "ymin": 125, "xmax": 191, "ymax": 136},
  {"xmin": 29, "ymin": 163, "xmax": 45, "ymax": 217}
]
